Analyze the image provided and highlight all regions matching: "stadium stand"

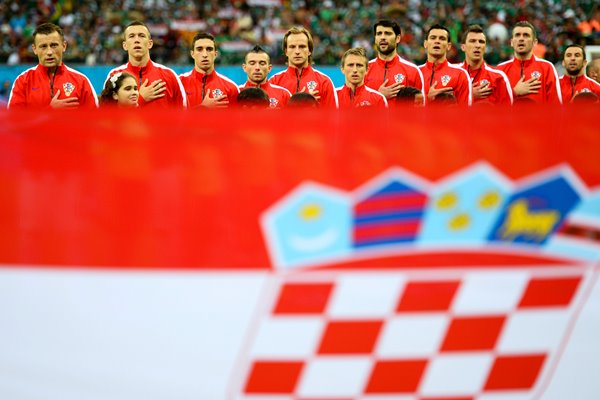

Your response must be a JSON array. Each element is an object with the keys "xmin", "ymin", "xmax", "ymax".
[{"xmin": 1, "ymin": 0, "xmax": 598, "ymax": 68}]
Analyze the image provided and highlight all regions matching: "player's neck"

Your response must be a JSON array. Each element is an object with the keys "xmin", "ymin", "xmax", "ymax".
[
  {"xmin": 428, "ymin": 55, "xmax": 447, "ymax": 65},
  {"xmin": 43, "ymin": 64, "xmax": 60, "ymax": 73},
  {"xmin": 514, "ymin": 52, "xmax": 533, "ymax": 62},
  {"xmin": 346, "ymin": 81, "xmax": 362, "ymax": 92},
  {"xmin": 195, "ymin": 65, "xmax": 214, "ymax": 75},
  {"xmin": 568, "ymin": 71, "xmax": 583, "ymax": 78},
  {"xmin": 289, "ymin": 62, "xmax": 309, "ymax": 70},
  {"xmin": 466, "ymin": 58, "xmax": 484, "ymax": 69},
  {"xmin": 378, "ymin": 51, "xmax": 397, "ymax": 62},
  {"xmin": 129, "ymin": 54, "xmax": 150, "ymax": 67}
]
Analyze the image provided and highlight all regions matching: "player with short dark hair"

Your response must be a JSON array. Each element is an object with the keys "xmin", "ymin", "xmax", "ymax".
[
  {"xmin": 239, "ymin": 45, "xmax": 291, "ymax": 109},
  {"xmin": 559, "ymin": 45, "xmax": 600, "ymax": 103},
  {"xmin": 105, "ymin": 20, "xmax": 187, "ymax": 108},
  {"xmin": 458, "ymin": 24, "xmax": 512, "ymax": 105},
  {"xmin": 418, "ymin": 24, "xmax": 472, "ymax": 105},
  {"xmin": 364, "ymin": 19, "xmax": 424, "ymax": 103},
  {"xmin": 8, "ymin": 22, "xmax": 98, "ymax": 109},
  {"xmin": 179, "ymin": 31, "xmax": 239, "ymax": 108},
  {"xmin": 496, "ymin": 21, "xmax": 562, "ymax": 104}
]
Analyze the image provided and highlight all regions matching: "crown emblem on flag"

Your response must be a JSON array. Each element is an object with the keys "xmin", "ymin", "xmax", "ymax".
[{"xmin": 261, "ymin": 163, "xmax": 598, "ymax": 269}]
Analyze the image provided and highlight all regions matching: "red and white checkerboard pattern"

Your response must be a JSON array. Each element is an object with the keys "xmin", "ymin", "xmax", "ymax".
[{"xmin": 238, "ymin": 269, "xmax": 590, "ymax": 400}]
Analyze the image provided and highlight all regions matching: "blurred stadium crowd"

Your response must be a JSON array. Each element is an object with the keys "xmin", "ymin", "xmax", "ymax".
[{"xmin": 0, "ymin": 0, "xmax": 599, "ymax": 67}]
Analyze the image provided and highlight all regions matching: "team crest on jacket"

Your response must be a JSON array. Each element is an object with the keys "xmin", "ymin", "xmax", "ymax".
[
  {"xmin": 531, "ymin": 71, "xmax": 541, "ymax": 79},
  {"xmin": 63, "ymin": 82, "xmax": 75, "ymax": 97},
  {"xmin": 480, "ymin": 79, "xmax": 490, "ymax": 86},
  {"xmin": 212, "ymin": 88, "xmax": 223, "ymax": 97},
  {"xmin": 306, "ymin": 81, "xmax": 318, "ymax": 91},
  {"xmin": 441, "ymin": 75, "xmax": 451, "ymax": 86},
  {"xmin": 394, "ymin": 73, "xmax": 405, "ymax": 84},
  {"xmin": 269, "ymin": 98, "xmax": 278, "ymax": 108},
  {"xmin": 358, "ymin": 100, "xmax": 372, "ymax": 107}
]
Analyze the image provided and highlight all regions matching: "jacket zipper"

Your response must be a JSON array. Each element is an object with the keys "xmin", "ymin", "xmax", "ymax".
[
  {"xmin": 202, "ymin": 75, "xmax": 207, "ymax": 99},
  {"xmin": 383, "ymin": 62, "xmax": 388, "ymax": 83},
  {"xmin": 520, "ymin": 61, "xmax": 524, "ymax": 79},
  {"xmin": 295, "ymin": 68, "xmax": 302, "ymax": 92},
  {"xmin": 49, "ymin": 68, "xmax": 57, "ymax": 98}
]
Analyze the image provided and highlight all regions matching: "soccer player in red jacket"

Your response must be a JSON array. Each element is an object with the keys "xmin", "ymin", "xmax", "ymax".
[
  {"xmin": 364, "ymin": 19, "xmax": 424, "ymax": 102},
  {"xmin": 496, "ymin": 21, "xmax": 562, "ymax": 104},
  {"xmin": 458, "ymin": 25, "xmax": 512, "ymax": 106},
  {"xmin": 240, "ymin": 45, "xmax": 291, "ymax": 109},
  {"xmin": 180, "ymin": 32, "xmax": 239, "ymax": 109},
  {"xmin": 8, "ymin": 23, "xmax": 98, "ymax": 109},
  {"xmin": 336, "ymin": 47, "xmax": 388, "ymax": 108},
  {"xmin": 559, "ymin": 45, "xmax": 600, "ymax": 103},
  {"xmin": 269, "ymin": 27, "xmax": 338, "ymax": 108},
  {"xmin": 419, "ymin": 24, "xmax": 472, "ymax": 106},
  {"xmin": 105, "ymin": 21, "xmax": 187, "ymax": 108}
]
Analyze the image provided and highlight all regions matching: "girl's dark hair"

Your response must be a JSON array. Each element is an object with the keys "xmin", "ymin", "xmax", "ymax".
[{"xmin": 99, "ymin": 72, "xmax": 136, "ymax": 104}]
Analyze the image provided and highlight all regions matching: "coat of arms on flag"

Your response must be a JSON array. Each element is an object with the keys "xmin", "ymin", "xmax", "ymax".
[{"xmin": 234, "ymin": 163, "xmax": 600, "ymax": 399}]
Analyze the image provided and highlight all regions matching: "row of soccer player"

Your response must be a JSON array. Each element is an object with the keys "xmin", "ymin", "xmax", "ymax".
[{"xmin": 7, "ymin": 20, "xmax": 600, "ymax": 109}]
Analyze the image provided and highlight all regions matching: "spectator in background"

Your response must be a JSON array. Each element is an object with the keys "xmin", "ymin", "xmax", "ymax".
[
  {"xmin": 459, "ymin": 25, "xmax": 512, "ymax": 105},
  {"xmin": 419, "ymin": 24, "xmax": 472, "ymax": 106},
  {"xmin": 99, "ymin": 71, "xmax": 139, "ymax": 107},
  {"xmin": 587, "ymin": 59, "xmax": 600, "ymax": 84},
  {"xmin": 240, "ymin": 45, "xmax": 291, "ymax": 109},
  {"xmin": 179, "ymin": 32, "xmax": 239, "ymax": 108},
  {"xmin": 105, "ymin": 21, "xmax": 187, "ymax": 108},
  {"xmin": 496, "ymin": 21, "xmax": 562, "ymax": 104},
  {"xmin": 364, "ymin": 19, "xmax": 424, "ymax": 102},
  {"xmin": 336, "ymin": 47, "xmax": 387, "ymax": 108},
  {"xmin": 269, "ymin": 26, "xmax": 339, "ymax": 108},
  {"xmin": 8, "ymin": 23, "xmax": 97, "ymax": 109},
  {"xmin": 559, "ymin": 45, "xmax": 600, "ymax": 103},
  {"xmin": 2, "ymin": 1, "xmax": 600, "ymax": 68}
]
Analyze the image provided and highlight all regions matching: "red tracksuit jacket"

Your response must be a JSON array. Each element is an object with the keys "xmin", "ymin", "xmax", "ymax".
[
  {"xmin": 496, "ymin": 56, "xmax": 562, "ymax": 104},
  {"xmin": 336, "ymin": 83, "xmax": 388, "ymax": 108},
  {"xmin": 106, "ymin": 60, "xmax": 187, "ymax": 108},
  {"xmin": 459, "ymin": 61, "xmax": 513, "ymax": 105},
  {"xmin": 268, "ymin": 64, "xmax": 339, "ymax": 108},
  {"xmin": 239, "ymin": 80, "xmax": 291, "ymax": 109},
  {"xmin": 8, "ymin": 63, "xmax": 98, "ymax": 109},
  {"xmin": 559, "ymin": 74, "xmax": 600, "ymax": 103},
  {"xmin": 419, "ymin": 60, "xmax": 472, "ymax": 106},
  {"xmin": 179, "ymin": 69, "xmax": 239, "ymax": 109},
  {"xmin": 365, "ymin": 55, "xmax": 425, "ymax": 95}
]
